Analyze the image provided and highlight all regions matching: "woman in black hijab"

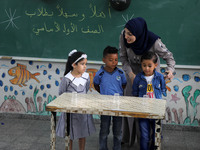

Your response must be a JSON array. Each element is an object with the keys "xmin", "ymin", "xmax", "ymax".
[{"xmin": 119, "ymin": 17, "xmax": 175, "ymax": 148}]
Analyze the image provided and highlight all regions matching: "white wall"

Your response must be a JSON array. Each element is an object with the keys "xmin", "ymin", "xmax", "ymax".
[{"xmin": 0, "ymin": 57, "xmax": 200, "ymax": 126}]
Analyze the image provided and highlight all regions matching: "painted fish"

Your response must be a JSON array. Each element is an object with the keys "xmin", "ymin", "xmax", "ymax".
[{"xmin": 8, "ymin": 63, "xmax": 40, "ymax": 87}]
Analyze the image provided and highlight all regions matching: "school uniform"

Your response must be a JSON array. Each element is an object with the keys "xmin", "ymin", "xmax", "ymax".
[
  {"xmin": 56, "ymin": 72, "xmax": 96, "ymax": 140},
  {"xmin": 93, "ymin": 66, "xmax": 127, "ymax": 150}
]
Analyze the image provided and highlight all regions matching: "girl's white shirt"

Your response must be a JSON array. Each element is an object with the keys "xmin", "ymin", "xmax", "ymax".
[{"xmin": 64, "ymin": 71, "xmax": 89, "ymax": 87}]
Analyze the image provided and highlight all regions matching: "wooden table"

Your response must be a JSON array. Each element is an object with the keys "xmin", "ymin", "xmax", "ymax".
[{"xmin": 46, "ymin": 93, "xmax": 166, "ymax": 150}]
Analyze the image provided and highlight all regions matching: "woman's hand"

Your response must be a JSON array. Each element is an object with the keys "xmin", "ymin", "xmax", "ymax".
[
  {"xmin": 165, "ymin": 70, "xmax": 174, "ymax": 80},
  {"xmin": 128, "ymin": 72, "xmax": 136, "ymax": 84}
]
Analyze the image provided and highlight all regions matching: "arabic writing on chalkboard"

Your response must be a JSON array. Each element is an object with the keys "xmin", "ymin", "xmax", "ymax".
[{"xmin": 25, "ymin": 4, "xmax": 112, "ymax": 36}]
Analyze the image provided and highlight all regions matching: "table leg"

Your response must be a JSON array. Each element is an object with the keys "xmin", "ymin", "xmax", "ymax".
[
  {"xmin": 50, "ymin": 112, "xmax": 57, "ymax": 150},
  {"xmin": 65, "ymin": 113, "xmax": 70, "ymax": 150},
  {"xmin": 65, "ymin": 136, "xmax": 70, "ymax": 150},
  {"xmin": 155, "ymin": 119, "xmax": 162, "ymax": 150}
]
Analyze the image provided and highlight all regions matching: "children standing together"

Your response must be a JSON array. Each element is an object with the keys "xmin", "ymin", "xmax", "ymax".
[{"xmin": 56, "ymin": 17, "xmax": 175, "ymax": 150}]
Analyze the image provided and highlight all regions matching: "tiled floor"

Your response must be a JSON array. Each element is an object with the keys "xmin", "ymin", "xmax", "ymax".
[{"xmin": 0, "ymin": 114, "xmax": 200, "ymax": 150}]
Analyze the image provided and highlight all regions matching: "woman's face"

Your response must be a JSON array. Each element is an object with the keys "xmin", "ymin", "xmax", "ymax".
[{"xmin": 124, "ymin": 28, "xmax": 136, "ymax": 44}]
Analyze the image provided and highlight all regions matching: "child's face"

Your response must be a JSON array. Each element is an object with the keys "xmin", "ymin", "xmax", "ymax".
[
  {"xmin": 141, "ymin": 59, "xmax": 158, "ymax": 76},
  {"xmin": 103, "ymin": 53, "xmax": 118, "ymax": 72},
  {"xmin": 124, "ymin": 28, "xmax": 136, "ymax": 44},
  {"xmin": 73, "ymin": 58, "xmax": 87, "ymax": 74}
]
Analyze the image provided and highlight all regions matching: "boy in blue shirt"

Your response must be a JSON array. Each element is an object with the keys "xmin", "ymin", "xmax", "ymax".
[
  {"xmin": 132, "ymin": 51, "xmax": 166, "ymax": 150},
  {"xmin": 93, "ymin": 46, "xmax": 127, "ymax": 150}
]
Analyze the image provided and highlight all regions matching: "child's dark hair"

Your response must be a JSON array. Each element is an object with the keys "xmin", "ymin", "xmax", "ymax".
[
  {"xmin": 141, "ymin": 51, "xmax": 158, "ymax": 64},
  {"xmin": 103, "ymin": 46, "xmax": 118, "ymax": 57},
  {"xmin": 64, "ymin": 51, "xmax": 86, "ymax": 75}
]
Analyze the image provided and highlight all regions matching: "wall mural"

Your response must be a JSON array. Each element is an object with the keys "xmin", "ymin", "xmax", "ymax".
[
  {"xmin": 0, "ymin": 60, "xmax": 59, "ymax": 116},
  {"xmin": 0, "ymin": 59, "xmax": 199, "ymax": 126}
]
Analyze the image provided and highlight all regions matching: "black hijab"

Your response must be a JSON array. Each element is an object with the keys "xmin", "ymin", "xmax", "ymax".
[{"xmin": 123, "ymin": 17, "xmax": 160, "ymax": 55}]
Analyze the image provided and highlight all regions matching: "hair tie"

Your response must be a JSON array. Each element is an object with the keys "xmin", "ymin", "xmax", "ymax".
[{"xmin": 68, "ymin": 49, "xmax": 77, "ymax": 56}]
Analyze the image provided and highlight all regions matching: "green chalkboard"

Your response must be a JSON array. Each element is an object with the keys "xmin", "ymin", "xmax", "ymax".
[{"xmin": 0, "ymin": 0, "xmax": 200, "ymax": 65}]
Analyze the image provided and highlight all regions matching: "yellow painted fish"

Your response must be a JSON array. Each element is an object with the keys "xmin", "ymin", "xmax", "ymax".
[{"xmin": 8, "ymin": 63, "xmax": 40, "ymax": 87}]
